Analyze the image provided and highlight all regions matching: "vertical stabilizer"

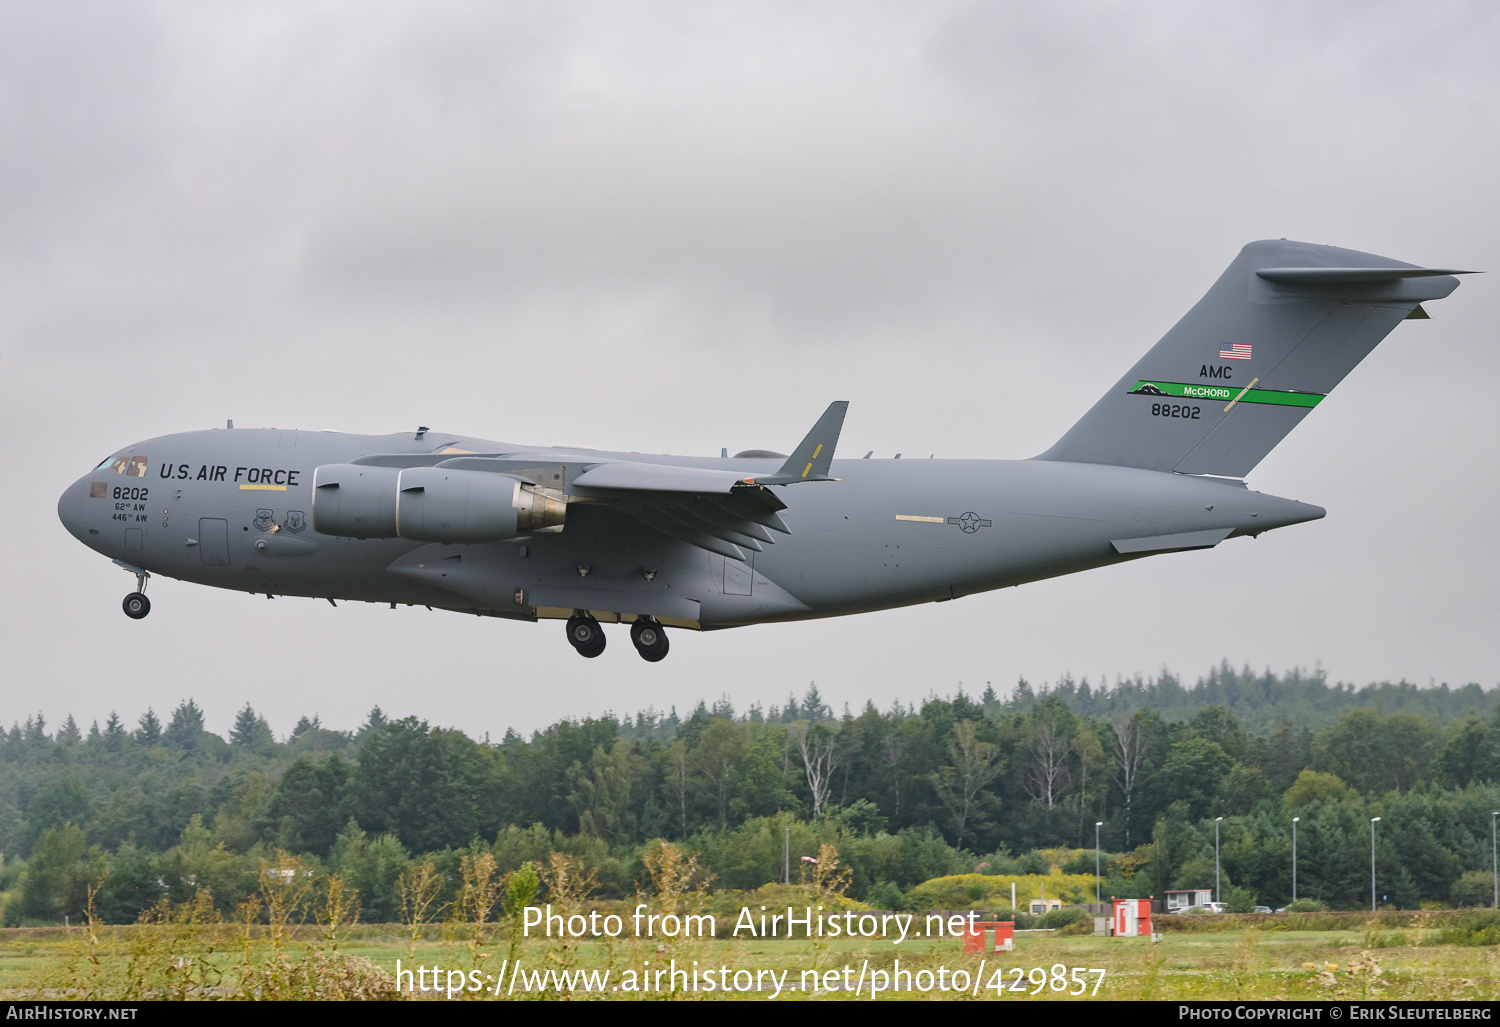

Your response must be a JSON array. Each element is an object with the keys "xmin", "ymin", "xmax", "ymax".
[{"xmin": 1036, "ymin": 240, "xmax": 1470, "ymax": 476}]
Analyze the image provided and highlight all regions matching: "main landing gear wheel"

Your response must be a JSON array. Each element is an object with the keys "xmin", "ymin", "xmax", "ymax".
[
  {"xmin": 630, "ymin": 618, "xmax": 669, "ymax": 662},
  {"xmin": 565, "ymin": 613, "xmax": 606, "ymax": 658},
  {"xmin": 122, "ymin": 592, "xmax": 151, "ymax": 619}
]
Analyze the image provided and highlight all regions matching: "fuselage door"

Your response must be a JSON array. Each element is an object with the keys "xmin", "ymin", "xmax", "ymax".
[
  {"xmin": 199, "ymin": 518, "xmax": 230, "ymax": 566},
  {"xmin": 724, "ymin": 554, "xmax": 754, "ymax": 596}
]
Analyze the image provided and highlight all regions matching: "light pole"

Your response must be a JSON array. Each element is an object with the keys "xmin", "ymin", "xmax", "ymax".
[
  {"xmin": 1095, "ymin": 821, "xmax": 1103, "ymax": 909},
  {"xmin": 1215, "ymin": 817, "xmax": 1224, "ymax": 904},
  {"xmin": 1291, "ymin": 817, "xmax": 1300, "ymax": 904},
  {"xmin": 1370, "ymin": 817, "xmax": 1381, "ymax": 911},
  {"xmin": 1491, "ymin": 812, "xmax": 1498, "ymax": 908}
]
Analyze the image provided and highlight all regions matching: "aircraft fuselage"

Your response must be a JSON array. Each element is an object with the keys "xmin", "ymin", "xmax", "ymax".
[{"xmin": 58, "ymin": 427, "xmax": 1322, "ymax": 632}]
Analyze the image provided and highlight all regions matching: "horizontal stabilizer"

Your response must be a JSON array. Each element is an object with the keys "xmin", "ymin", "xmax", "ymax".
[{"xmin": 1257, "ymin": 266, "xmax": 1477, "ymax": 284}]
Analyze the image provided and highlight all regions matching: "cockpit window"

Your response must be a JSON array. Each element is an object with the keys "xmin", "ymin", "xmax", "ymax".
[{"xmin": 96, "ymin": 455, "xmax": 148, "ymax": 477}]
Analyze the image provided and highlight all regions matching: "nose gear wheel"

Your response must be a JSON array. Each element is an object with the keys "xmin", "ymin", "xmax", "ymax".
[{"xmin": 121, "ymin": 567, "xmax": 151, "ymax": 619}]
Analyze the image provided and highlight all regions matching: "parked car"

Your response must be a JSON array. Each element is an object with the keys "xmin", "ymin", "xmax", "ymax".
[{"xmin": 1253, "ymin": 906, "xmax": 1273, "ymax": 914}]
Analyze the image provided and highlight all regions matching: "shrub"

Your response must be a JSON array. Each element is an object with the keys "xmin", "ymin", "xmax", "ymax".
[
  {"xmin": 901, "ymin": 873, "xmax": 1099, "ymax": 913},
  {"xmin": 1450, "ymin": 870, "xmax": 1495, "ymax": 909},
  {"xmin": 865, "ymin": 880, "xmax": 904, "ymax": 911},
  {"xmin": 1035, "ymin": 906, "xmax": 1089, "ymax": 930},
  {"xmin": 973, "ymin": 850, "xmax": 1020, "ymax": 875},
  {"xmin": 1436, "ymin": 908, "xmax": 1500, "ymax": 946},
  {"xmin": 1060, "ymin": 850, "xmax": 1097, "ymax": 876},
  {"xmin": 1224, "ymin": 886, "xmax": 1257, "ymax": 914},
  {"xmin": 1016, "ymin": 851, "xmax": 1050, "ymax": 875},
  {"xmin": 1284, "ymin": 898, "xmax": 1328, "ymax": 912}
]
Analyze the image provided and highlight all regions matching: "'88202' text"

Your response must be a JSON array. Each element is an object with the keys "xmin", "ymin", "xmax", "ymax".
[{"xmin": 1150, "ymin": 402, "xmax": 1201, "ymax": 419}]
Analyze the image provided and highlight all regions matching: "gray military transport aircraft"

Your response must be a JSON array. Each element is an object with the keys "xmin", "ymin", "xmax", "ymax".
[{"xmin": 58, "ymin": 240, "xmax": 1472, "ymax": 661}]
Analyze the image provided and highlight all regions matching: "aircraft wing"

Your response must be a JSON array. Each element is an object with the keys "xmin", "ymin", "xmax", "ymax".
[
  {"xmin": 569, "ymin": 462, "xmax": 748, "ymax": 493},
  {"xmin": 356, "ymin": 403, "xmax": 847, "ymax": 560},
  {"xmin": 570, "ymin": 464, "xmax": 791, "ymax": 562},
  {"xmin": 563, "ymin": 402, "xmax": 849, "ymax": 559},
  {"xmin": 411, "ymin": 454, "xmax": 788, "ymax": 560}
]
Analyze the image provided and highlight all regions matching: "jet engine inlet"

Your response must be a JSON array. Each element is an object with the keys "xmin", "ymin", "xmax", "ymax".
[{"xmin": 311, "ymin": 464, "xmax": 399, "ymax": 537}]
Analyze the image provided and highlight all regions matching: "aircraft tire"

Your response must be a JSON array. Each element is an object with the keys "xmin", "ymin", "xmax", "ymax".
[
  {"xmin": 631, "ymin": 619, "xmax": 669, "ymax": 661},
  {"xmin": 122, "ymin": 592, "xmax": 151, "ymax": 620},
  {"xmin": 638, "ymin": 632, "xmax": 669, "ymax": 663},
  {"xmin": 566, "ymin": 614, "xmax": 606, "ymax": 657}
]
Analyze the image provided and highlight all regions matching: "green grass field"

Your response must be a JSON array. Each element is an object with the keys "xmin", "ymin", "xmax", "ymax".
[{"xmin": 1, "ymin": 922, "xmax": 1497, "ymax": 999}]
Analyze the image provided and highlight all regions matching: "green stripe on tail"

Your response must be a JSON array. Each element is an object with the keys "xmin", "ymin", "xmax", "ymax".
[{"xmin": 1128, "ymin": 381, "xmax": 1324, "ymax": 408}]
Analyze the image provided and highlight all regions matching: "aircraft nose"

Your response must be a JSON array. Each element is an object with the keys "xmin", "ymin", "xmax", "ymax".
[{"xmin": 58, "ymin": 476, "xmax": 100, "ymax": 545}]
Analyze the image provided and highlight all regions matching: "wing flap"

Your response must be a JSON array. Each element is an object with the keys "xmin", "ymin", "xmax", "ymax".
[
  {"xmin": 569, "ymin": 460, "xmax": 794, "ymax": 558},
  {"xmin": 612, "ymin": 499, "xmax": 748, "ymax": 561}
]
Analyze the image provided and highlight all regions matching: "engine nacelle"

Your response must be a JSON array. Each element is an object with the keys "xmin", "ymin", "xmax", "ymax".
[
  {"xmin": 395, "ymin": 467, "xmax": 566, "ymax": 543},
  {"xmin": 311, "ymin": 464, "xmax": 400, "ymax": 537}
]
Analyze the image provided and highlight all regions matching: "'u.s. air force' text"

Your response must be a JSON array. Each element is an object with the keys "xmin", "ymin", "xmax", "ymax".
[{"xmin": 159, "ymin": 463, "xmax": 302, "ymax": 486}]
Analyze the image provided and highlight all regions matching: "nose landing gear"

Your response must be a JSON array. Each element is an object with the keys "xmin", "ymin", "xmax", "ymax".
[
  {"xmin": 565, "ymin": 612, "xmax": 606, "ymax": 658},
  {"xmin": 630, "ymin": 618, "xmax": 669, "ymax": 662},
  {"xmin": 122, "ymin": 568, "xmax": 151, "ymax": 620}
]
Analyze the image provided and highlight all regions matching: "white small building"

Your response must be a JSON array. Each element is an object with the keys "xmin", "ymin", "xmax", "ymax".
[{"xmin": 1164, "ymin": 888, "xmax": 1212, "ymax": 911}]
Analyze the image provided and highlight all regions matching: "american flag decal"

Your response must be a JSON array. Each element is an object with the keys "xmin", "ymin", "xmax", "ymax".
[{"xmin": 1219, "ymin": 341, "xmax": 1252, "ymax": 361}]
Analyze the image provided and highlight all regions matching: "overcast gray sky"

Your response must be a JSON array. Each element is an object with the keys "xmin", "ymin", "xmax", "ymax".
[{"xmin": 3, "ymin": 1, "xmax": 1496, "ymax": 739}]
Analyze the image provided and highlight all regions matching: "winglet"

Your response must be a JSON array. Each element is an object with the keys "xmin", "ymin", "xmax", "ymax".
[{"xmin": 750, "ymin": 401, "xmax": 848, "ymax": 485}]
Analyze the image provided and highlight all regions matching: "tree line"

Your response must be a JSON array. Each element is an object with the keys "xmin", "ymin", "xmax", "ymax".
[{"xmin": 4, "ymin": 663, "xmax": 1500, "ymax": 923}]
